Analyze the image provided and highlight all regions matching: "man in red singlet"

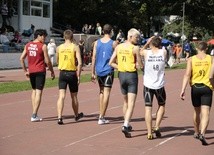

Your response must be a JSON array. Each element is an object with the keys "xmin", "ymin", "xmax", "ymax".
[{"xmin": 20, "ymin": 29, "xmax": 55, "ymax": 122}]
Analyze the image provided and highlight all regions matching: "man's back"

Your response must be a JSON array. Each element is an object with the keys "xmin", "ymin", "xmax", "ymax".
[{"xmin": 95, "ymin": 38, "xmax": 114, "ymax": 76}]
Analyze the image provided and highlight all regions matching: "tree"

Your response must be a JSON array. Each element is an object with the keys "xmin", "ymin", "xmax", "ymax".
[{"xmin": 52, "ymin": 0, "xmax": 214, "ymax": 38}]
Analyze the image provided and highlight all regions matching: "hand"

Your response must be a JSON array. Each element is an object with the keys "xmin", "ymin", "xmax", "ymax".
[
  {"xmin": 51, "ymin": 72, "xmax": 55, "ymax": 80},
  {"xmin": 77, "ymin": 76, "xmax": 80, "ymax": 85},
  {"xmin": 180, "ymin": 92, "xmax": 185, "ymax": 100},
  {"xmin": 147, "ymin": 36, "xmax": 155, "ymax": 44},
  {"xmin": 25, "ymin": 71, "xmax": 29, "ymax": 78},
  {"xmin": 210, "ymin": 78, "xmax": 214, "ymax": 89},
  {"xmin": 91, "ymin": 74, "xmax": 96, "ymax": 83}
]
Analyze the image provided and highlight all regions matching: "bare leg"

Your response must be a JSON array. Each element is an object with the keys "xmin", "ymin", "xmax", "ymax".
[
  {"xmin": 99, "ymin": 88, "xmax": 104, "ymax": 117},
  {"xmin": 123, "ymin": 95, "xmax": 128, "ymax": 116},
  {"xmin": 122, "ymin": 93, "xmax": 137, "ymax": 138},
  {"xmin": 145, "ymin": 106, "xmax": 152, "ymax": 135},
  {"xmin": 71, "ymin": 92, "xmax": 79, "ymax": 116},
  {"xmin": 200, "ymin": 105, "xmax": 210, "ymax": 136},
  {"xmin": 32, "ymin": 89, "xmax": 43, "ymax": 115},
  {"xmin": 124, "ymin": 93, "xmax": 137, "ymax": 125},
  {"xmin": 154, "ymin": 105, "xmax": 165, "ymax": 129},
  {"xmin": 99, "ymin": 87, "xmax": 111, "ymax": 118},
  {"xmin": 193, "ymin": 107, "xmax": 201, "ymax": 134},
  {"xmin": 57, "ymin": 89, "xmax": 66, "ymax": 118}
]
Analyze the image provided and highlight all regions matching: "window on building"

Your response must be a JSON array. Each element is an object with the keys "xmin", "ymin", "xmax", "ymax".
[
  {"xmin": 31, "ymin": 8, "xmax": 42, "ymax": 16},
  {"xmin": 22, "ymin": 0, "xmax": 50, "ymax": 17},
  {"xmin": 31, "ymin": 1, "xmax": 42, "ymax": 7},
  {"xmin": 43, "ymin": 3, "xmax": 50, "ymax": 18},
  {"xmin": 23, "ymin": 0, "xmax": 30, "ymax": 15}
]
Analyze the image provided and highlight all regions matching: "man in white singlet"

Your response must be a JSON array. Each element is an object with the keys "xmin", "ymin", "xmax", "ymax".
[{"xmin": 140, "ymin": 36, "xmax": 167, "ymax": 140}]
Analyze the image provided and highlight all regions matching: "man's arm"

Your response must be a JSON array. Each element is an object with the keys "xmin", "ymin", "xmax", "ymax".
[
  {"xmin": 19, "ymin": 46, "xmax": 29, "ymax": 78},
  {"xmin": 209, "ymin": 60, "xmax": 214, "ymax": 89},
  {"xmin": 75, "ymin": 44, "xmax": 82, "ymax": 84},
  {"xmin": 91, "ymin": 41, "xmax": 97, "ymax": 82},
  {"xmin": 56, "ymin": 46, "xmax": 59, "ymax": 65},
  {"xmin": 109, "ymin": 47, "xmax": 118, "ymax": 69},
  {"xmin": 133, "ymin": 46, "xmax": 143, "ymax": 70},
  {"xmin": 180, "ymin": 58, "xmax": 192, "ymax": 100}
]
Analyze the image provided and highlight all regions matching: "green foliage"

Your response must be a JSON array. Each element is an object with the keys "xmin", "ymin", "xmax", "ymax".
[{"xmin": 53, "ymin": 0, "xmax": 214, "ymax": 37}]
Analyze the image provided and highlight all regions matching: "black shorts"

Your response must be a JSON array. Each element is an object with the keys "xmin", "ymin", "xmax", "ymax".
[
  {"xmin": 97, "ymin": 72, "xmax": 114, "ymax": 88},
  {"xmin": 191, "ymin": 84, "xmax": 213, "ymax": 107},
  {"xmin": 118, "ymin": 71, "xmax": 138, "ymax": 95},
  {"xmin": 143, "ymin": 86, "xmax": 166, "ymax": 107},
  {"xmin": 58, "ymin": 70, "xmax": 78, "ymax": 93},
  {"xmin": 29, "ymin": 72, "xmax": 46, "ymax": 90}
]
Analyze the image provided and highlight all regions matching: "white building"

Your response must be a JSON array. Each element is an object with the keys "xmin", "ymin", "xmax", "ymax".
[{"xmin": 1, "ymin": 0, "xmax": 53, "ymax": 34}]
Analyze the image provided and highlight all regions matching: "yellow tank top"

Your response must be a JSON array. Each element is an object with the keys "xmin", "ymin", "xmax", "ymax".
[
  {"xmin": 191, "ymin": 55, "xmax": 212, "ymax": 89},
  {"xmin": 58, "ymin": 43, "xmax": 77, "ymax": 71},
  {"xmin": 117, "ymin": 44, "xmax": 136, "ymax": 72}
]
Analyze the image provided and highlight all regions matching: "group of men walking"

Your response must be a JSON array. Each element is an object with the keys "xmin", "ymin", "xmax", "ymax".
[{"xmin": 19, "ymin": 24, "xmax": 214, "ymax": 146}]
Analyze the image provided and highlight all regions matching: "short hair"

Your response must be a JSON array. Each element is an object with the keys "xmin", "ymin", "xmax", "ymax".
[
  {"xmin": 103, "ymin": 24, "xmax": 112, "ymax": 34},
  {"xmin": 63, "ymin": 29, "xmax": 73, "ymax": 40},
  {"xmin": 196, "ymin": 41, "xmax": 207, "ymax": 51},
  {"xmin": 34, "ymin": 29, "xmax": 47, "ymax": 39},
  {"xmin": 127, "ymin": 28, "xmax": 140, "ymax": 38},
  {"xmin": 151, "ymin": 36, "xmax": 162, "ymax": 48},
  {"xmin": 50, "ymin": 38, "xmax": 55, "ymax": 43}
]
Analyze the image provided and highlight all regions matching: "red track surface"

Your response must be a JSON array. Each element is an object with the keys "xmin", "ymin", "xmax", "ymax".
[{"xmin": 0, "ymin": 68, "xmax": 214, "ymax": 155}]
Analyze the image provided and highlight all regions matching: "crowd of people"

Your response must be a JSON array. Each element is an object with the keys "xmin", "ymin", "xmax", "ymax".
[{"xmin": 18, "ymin": 23, "xmax": 214, "ymax": 146}]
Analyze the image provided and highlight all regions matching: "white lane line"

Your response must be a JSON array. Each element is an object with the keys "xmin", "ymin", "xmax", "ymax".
[
  {"xmin": 141, "ymin": 129, "xmax": 188, "ymax": 155},
  {"xmin": 50, "ymin": 126, "xmax": 121, "ymax": 153},
  {"xmin": 65, "ymin": 126, "xmax": 120, "ymax": 147},
  {"xmin": 156, "ymin": 129, "xmax": 187, "ymax": 146}
]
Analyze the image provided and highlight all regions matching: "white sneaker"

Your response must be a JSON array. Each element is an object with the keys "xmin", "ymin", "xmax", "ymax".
[
  {"xmin": 31, "ymin": 116, "xmax": 42, "ymax": 122},
  {"xmin": 98, "ymin": 118, "xmax": 109, "ymax": 125}
]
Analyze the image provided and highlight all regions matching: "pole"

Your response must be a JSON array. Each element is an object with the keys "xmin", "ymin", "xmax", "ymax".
[{"xmin": 181, "ymin": 2, "xmax": 185, "ymax": 57}]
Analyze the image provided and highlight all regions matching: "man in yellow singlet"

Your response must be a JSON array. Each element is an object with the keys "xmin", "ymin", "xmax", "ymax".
[
  {"xmin": 109, "ymin": 28, "xmax": 143, "ymax": 138},
  {"xmin": 180, "ymin": 41, "xmax": 213, "ymax": 145},
  {"xmin": 56, "ymin": 30, "xmax": 83, "ymax": 125}
]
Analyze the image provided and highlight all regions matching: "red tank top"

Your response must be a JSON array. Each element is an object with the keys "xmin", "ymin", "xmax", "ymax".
[{"xmin": 26, "ymin": 41, "xmax": 46, "ymax": 73}]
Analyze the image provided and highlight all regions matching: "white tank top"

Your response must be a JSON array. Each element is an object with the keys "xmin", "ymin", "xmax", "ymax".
[{"xmin": 143, "ymin": 49, "xmax": 165, "ymax": 89}]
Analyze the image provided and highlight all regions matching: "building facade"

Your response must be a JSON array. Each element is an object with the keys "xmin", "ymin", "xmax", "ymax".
[{"xmin": 1, "ymin": 0, "xmax": 53, "ymax": 34}]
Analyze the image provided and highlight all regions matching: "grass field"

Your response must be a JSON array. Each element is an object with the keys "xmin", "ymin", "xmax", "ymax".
[{"xmin": 0, "ymin": 63, "xmax": 186, "ymax": 94}]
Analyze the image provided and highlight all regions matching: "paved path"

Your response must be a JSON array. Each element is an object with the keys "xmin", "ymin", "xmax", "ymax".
[{"xmin": 0, "ymin": 69, "xmax": 214, "ymax": 155}]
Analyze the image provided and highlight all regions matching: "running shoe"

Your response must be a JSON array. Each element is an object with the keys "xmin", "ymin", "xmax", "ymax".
[
  {"xmin": 199, "ymin": 134, "xmax": 208, "ymax": 146},
  {"xmin": 127, "ymin": 125, "xmax": 133, "ymax": 132},
  {"xmin": 58, "ymin": 118, "xmax": 63, "ymax": 125},
  {"xmin": 147, "ymin": 134, "xmax": 153, "ymax": 140},
  {"xmin": 98, "ymin": 118, "xmax": 110, "ymax": 125},
  {"xmin": 31, "ymin": 116, "xmax": 42, "ymax": 122},
  {"xmin": 193, "ymin": 133, "xmax": 199, "ymax": 139},
  {"xmin": 122, "ymin": 126, "xmax": 131, "ymax": 138},
  {"xmin": 75, "ymin": 112, "xmax": 84, "ymax": 121},
  {"xmin": 153, "ymin": 127, "xmax": 161, "ymax": 138}
]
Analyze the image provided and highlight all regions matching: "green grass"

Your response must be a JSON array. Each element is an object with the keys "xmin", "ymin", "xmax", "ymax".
[
  {"xmin": 0, "ymin": 73, "xmax": 92, "ymax": 94},
  {"xmin": 0, "ymin": 63, "xmax": 187, "ymax": 94}
]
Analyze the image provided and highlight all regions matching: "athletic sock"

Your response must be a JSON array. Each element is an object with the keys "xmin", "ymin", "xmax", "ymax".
[{"xmin": 123, "ymin": 121, "xmax": 129, "ymax": 127}]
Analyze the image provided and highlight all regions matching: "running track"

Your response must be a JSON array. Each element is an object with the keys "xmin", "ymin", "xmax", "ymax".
[{"xmin": 0, "ymin": 68, "xmax": 213, "ymax": 155}]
